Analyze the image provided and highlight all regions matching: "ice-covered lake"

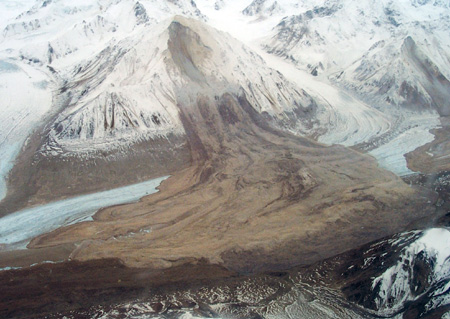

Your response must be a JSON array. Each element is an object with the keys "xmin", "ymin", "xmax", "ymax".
[{"xmin": 0, "ymin": 176, "xmax": 169, "ymax": 250}]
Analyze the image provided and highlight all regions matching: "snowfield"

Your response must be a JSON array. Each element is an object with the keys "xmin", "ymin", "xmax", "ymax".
[{"xmin": 0, "ymin": 0, "xmax": 37, "ymax": 30}]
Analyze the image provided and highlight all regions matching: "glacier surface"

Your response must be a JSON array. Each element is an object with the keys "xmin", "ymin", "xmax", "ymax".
[{"xmin": 0, "ymin": 175, "xmax": 168, "ymax": 251}]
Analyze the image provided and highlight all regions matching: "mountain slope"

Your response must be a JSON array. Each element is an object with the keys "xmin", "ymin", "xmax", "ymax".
[
  {"xmin": 0, "ymin": 0, "xmax": 208, "ymax": 210},
  {"xmin": 333, "ymin": 36, "xmax": 450, "ymax": 116},
  {"xmin": 46, "ymin": 14, "xmax": 316, "ymax": 155},
  {"xmin": 0, "ymin": 2, "xmax": 442, "ymax": 269},
  {"xmin": 0, "ymin": 12, "xmax": 320, "ymax": 214},
  {"xmin": 263, "ymin": 0, "xmax": 450, "ymax": 115},
  {"xmin": 329, "ymin": 227, "xmax": 450, "ymax": 318}
]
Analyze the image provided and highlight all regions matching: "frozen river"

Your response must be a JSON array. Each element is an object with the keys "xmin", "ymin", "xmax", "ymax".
[{"xmin": 0, "ymin": 176, "xmax": 169, "ymax": 251}]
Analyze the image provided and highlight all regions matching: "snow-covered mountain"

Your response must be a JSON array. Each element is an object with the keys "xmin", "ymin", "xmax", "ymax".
[
  {"xmin": 263, "ymin": 0, "xmax": 450, "ymax": 114},
  {"xmin": 0, "ymin": 0, "xmax": 446, "ymax": 209},
  {"xmin": 1, "ymin": 0, "xmax": 205, "ymax": 68},
  {"xmin": 333, "ymin": 35, "xmax": 450, "ymax": 116},
  {"xmin": 370, "ymin": 228, "xmax": 450, "ymax": 317},
  {"xmin": 332, "ymin": 227, "xmax": 450, "ymax": 318},
  {"xmin": 42, "ymin": 15, "xmax": 316, "ymax": 156},
  {"xmin": 0, "ymin": 0, "xmax": 201, "ymax": 204},
  {"xmin": 0, "ymin": 1, "xmax": 322, "ymax": 210}
]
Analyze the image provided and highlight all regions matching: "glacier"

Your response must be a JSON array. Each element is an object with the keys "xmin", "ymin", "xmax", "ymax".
[
  {"xmin": 0, "ymin": 59, "xmax": 52, "ymax": 201},
  {"xmin": 0, "ymin": 175, "xmax": 168, "ymax": 251}
]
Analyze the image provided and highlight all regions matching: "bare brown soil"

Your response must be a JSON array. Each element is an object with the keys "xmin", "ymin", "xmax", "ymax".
[
  {"xmin": 0, "ymin": 257, "xmax": 234, "ymax": 319},
  {"xmin": 22, "ymin": 93, "xmax": 431, "ymax": 275}
]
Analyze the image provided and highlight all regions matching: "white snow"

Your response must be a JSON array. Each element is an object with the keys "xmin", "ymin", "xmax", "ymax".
[
  {"xmin": 371, "ymin": 227, "xmax": 450, "ymax": 316},
  {"xmin": 0, "ymin": 0, "xmax": 36, "ymax": 30},
  {"xmin": 418, "ymin": 228, "xmax": 450, "ymax": 266},
  {"xmin": 0, "ymin": 59, "xmax": 52, "ymax": 200},
  {"xmin": 196, "ymin": 0, "xmax": 328, "ymax": 45},
  {"xmin": 0, "ymin": 266, "xmax": 21, "ymax": 271},
  {"xmin": 196, "ymin": 0, "xmax": 275, "ymax": 43},
  {"xmin": 0, "ymin": 175, "xmax": 168, "ymax": 251}
]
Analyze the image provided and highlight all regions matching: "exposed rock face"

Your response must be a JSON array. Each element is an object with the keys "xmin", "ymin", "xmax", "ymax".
[
  {"xmin": 321, "ymin": 227, "xmax": 450, "ymax": 319},
  {"xmin": 214, "ymin": 0, "xmax": 225, "ymax": 10},
  {"xmin": 133, "ymin": 1, "xmax": 149, "ymax": 25},
  {"xmin": 336, "ymin": 36, "xmax": 450, "ymax": 116},
  {"xmin": 399, "ymin": 37, "xmax": 450, "ymax": 116},
  {"xmin": 242, "ymin": 0, "xmax": 267, "ymax": 16}
]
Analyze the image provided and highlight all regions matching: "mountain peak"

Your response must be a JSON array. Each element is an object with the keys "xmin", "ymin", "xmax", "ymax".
[{"xmin": 168, "ymin": 18, "xmax": 212, "ymax": 82}]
